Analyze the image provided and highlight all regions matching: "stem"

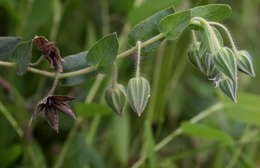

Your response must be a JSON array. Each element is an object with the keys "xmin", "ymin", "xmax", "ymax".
[
  {"xmin": 48, "ymin": 72, "xmax": 59, "ymax": 95},
  {"xmin": 0, "ymin": 101, "xmax": 24, "ymax": 138},
  {"xmin": 192, "ymin": 17, "xmax": 221, "ymax": 53},
  {"xmin": 117, "ymin": 33, "xmax": 165, "ymax": 59},
  {"xmin": 29, "ymin": 55, "xmax": 45, "ymax": 66},
  {"xmin": 191, "ymin": 30, "xmax": 199, "ymax": 49},
  {"xmin": 0, "ymin": 33, "xmax": 165, "ymax": 79},
  {"xmin": 209, "ymin": 22, "xmax": 239, "ymax": 54},
  {"xmin": 132, "ymin": 103, "xmax": 223, "ymax": 168},
  {"xmin": 136, "ymin": 41, "xmax": 141, "ymax": 78},
  {"xmin": 112, "ymin": 62, "xmax": 117, "ymax": 88}
]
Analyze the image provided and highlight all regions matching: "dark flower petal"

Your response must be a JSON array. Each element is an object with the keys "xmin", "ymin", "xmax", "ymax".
[
  {"xmin": 54, "ymin": 102, "xmax": 76, "ymax": 120},
  {"xmin": 28, "ymin": 104, "xmax": 44, "ymax": 126},
  {"xmin": 45, "ymin": 107, "xmax": 59, "ymax": 133},
  {"xmin": 52, "ymin": 95, "xmax": 75, "ymax": 102}
]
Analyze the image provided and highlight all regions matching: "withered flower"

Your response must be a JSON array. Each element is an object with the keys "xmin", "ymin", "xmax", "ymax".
[
  {"xmin": 33, "ymin": 35, "xmax": 64, "ymax": 72},
  {"xmin": 29, "ymin": 95, "xmax": 76, "ymax": 133}
]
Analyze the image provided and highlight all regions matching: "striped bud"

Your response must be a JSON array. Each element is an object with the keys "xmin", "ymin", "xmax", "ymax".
[
  {"xmin": 214, "ymin": 47, "xmax": 237, "ymax": 81},
  {"xmin": 105, "ymin": 84, "xmax": 127, "ymax": 116},
  {"xmin": 219, "ymin": 76, "xmax": 237, "ymax": 103},
  {"xmin": 127, "ymin": 77, "xmax": 150, "ymax": 117},
  {"xmin": 237, "ymin": 50, "xmax": 255, "ymax": 77},
  {"xmin": 201, "ymin": 53, "xmax": 217, "ymax": 78},
  {"xmin": 188, "ymin": 44, "xmax": 205, "ymax": 73}
]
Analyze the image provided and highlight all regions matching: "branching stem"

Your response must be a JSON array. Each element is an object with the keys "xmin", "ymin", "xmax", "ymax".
[{"xmin": 136, "ymin": 41, "xmax": 142, "ymax": 78}]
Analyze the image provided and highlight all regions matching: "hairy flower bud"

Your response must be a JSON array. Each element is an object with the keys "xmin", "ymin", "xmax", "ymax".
[
  {"xmin": 237, "ymin": 50, "xmax": 255, "ymax": 77},
  {"xmin": 219, "ymin": 76, "xmax": 237, "ymax": 103},
  {"xmin": 127, "ymin": 77, "xmax": 150, "ymax": 117},
  {"xmin": 105, "ymin": 84, "xmax": 127, "ymax": 116},
  {"xmin": 214, "ymin": 47, "xmax": 237, "ymax": 81},
  {"xmin": 188, "ymin": 44, "xmax": 205, "ymax": 73}
]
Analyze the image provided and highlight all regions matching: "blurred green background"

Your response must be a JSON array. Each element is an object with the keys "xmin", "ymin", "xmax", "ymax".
[{"xmin": 1, "ymin": 0, "xmax": 260, "ymax": 167}]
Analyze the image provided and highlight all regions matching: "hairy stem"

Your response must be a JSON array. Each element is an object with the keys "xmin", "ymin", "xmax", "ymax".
[
  {"xmin": 132, "ymin": 103, "xmax": 223, "ymax": 168},
  {"xmin": 112, "ymin": 62, "xmax": 117, "ymax": 88},
  {"xmin": 29, "ymin": 55, "xmax": 45, "ymax": 66},
  {"xmin": 48, "ymin": 72, "xmax": 60, "ymax": 95},
  {"xmin": 136, "ymin": 41, "xmax": 142, "ymax": 78},
  {"xmin": 0, "ymin": 33, "xmax": 165, "ymax": 79},
  {"xmin": 209, "ymin": 22, "xmax": 239, "ymax": 54}
]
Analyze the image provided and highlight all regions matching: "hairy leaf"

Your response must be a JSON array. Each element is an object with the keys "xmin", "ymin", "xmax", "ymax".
[
  {"xmin": 159, "ymin": 10, "xmax": 191, "ymax": 40},
  {"xmin": 0, "ymin": 37, "xmax": 21, "ymax": 61},
  {"xmin": 128, "ymin": 8, "xmax": 174, "ymax": 55},
  {"xmin": 191, "ymin": 4, "xmax": 232, "ymax": 21},
  {"xmin": 12, "ymin": 40, "xmax": 33, "ymax": 75},
  {"xmin": 86, "ymin": 33, "xmax": 119, "ymax": 73}
]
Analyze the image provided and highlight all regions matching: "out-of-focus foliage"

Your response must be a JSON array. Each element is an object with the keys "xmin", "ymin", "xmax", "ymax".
[{"xmin": 0, "ymin": 0, "xmax": 260, "ymax": 168}]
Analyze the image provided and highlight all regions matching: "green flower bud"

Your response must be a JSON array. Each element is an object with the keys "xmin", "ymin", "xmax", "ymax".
[
  {"xmin": 219, "ymin": 76, "xmax": 237, "ymax": 103},
  {"xmin": 105, "ymin": 84, "xmax": 127, "ymax": 116},
  {"xmin": 214, "ymin": 47, "xmax": 237, "ymax": 81},
  {"xmin": 127, "ymin": 77, "xmax": 150, "ymax": 117},
  {"xmin": 201, "ymin": 53, "xmax": 217, "ymax": 78},
  {"xmin": 188, "ymin": 43, "xmax": 205, "ymax": 73},
  {"xmin": 237, "ymin": 50, "xmax": 255, "ymax": 77}
]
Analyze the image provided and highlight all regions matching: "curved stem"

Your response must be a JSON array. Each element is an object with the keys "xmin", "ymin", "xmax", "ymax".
[
  {"xmin": 0, "ymin": 33, "xmax": 165, "ymax": 79},
  {"xmin": 29, "ymin": 55, "xmax": 45, "ymax": 66},
  {"xmin": 131, "ymin": 103, "xmax": 223, "ymax": 168},
  {"xmin": 48, "ymin": 71, "xmax": 59, "ymax": 95},
  {"xmin": 209, "ymin": 21, "xmax": 239, "ymax": 54},
  {"xmin": 136, "ymin": 41, "xmax": 141, "ymax": 78},
  {"xmin": 192, "ymin": 17, "xmax": 221, "ymax": 53}
]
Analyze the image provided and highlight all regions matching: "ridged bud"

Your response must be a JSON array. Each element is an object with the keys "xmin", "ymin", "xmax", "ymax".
[
  {"xmin": 219, "ymin": 76, "xmax": 237, "ymax": 103},
  {"xmin": 237, "ymin": 50, "xmax": 255, "ymax": 77},
  {"xmin": 105, "ymin": 84, "xmax": 127, "ymax": 116},
  {"xmin": 127, "ymin": 77, "xmax": 150, "ymax": 117},
  {"xmin": 188, "ymin": 43, "xmax": 205, "ymax": 73},
  {"xmin": 214, "ymin": 47, "xmax": 237, "ymax": 81}
]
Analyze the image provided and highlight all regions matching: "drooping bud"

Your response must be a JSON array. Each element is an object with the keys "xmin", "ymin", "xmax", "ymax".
[
  {"xmin": 187, "ymin": 43, "xmax": 205, "ymax": 73},
  {"xmin": 219, "ymin": 76, "xmax": 237, "ymax": 103},
  {"xmin": 201, "ymin": 53, "xmax": 217, "ymax": 78},
  {"xmin": 237, "ymin": 50, "xmax": 255, "ymax": 77},
  {"xmin": 214, "ymin": 47, "xmax": 237, "ymax": 81},
  {"xmin": 127, "ymin": 77, "xmax": 150, "ymax": 117},
  {"xmin": 105, "ymin": 84, "xmax": 127, "ymax": 116}
]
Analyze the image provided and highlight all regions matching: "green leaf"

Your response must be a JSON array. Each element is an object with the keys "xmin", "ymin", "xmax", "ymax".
[
  {"xmin": 12, "ymin": 40, "xmax": 33, "ymax": 76},
  {"xmin": 0, "ymin": 37, "xmax": 21, "ymax": 61},
  {"xmin": 110, "ymin": 112, "xmax": 130, "ymax": 164},
  {"xmin": 222, "ymin": 92, "xmax": 260, "ymax": 126},
  {"xmin": 74, "ymin": 103, "xmax": 113, "ymax": 117},
  {"xmin": 143, "ymin": 120, "xmax": 157, "ymax": 167},
  {"xmin": 61, "ymin": 51, "xmax": 98, "ymax": 86},
  {"xmin": 0, "ymin": 144, "xmax": 22, "ymax": 168},
  {"xmin": 86, "ymin": 33, "xmax": 119, "ymax": 73},
  {"xmin": 191, "ymin": 4, "xmax": 232, "ymax": 21},
  {"xmin": 127, "ymin": 0, "xmax": 178, "ymax": 25},
  {"xmin": 159, "ymin": 10, "xmax": 191, "ymax": 40},
  {"xmin": 181, "ymin": 122, "xmax": 233, "ymax": 144},
  {"xmin": 128, "ymin": 8, "xmax": 174, "ymax": 55}
]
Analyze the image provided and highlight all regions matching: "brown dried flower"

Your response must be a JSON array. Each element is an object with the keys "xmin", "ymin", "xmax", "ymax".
[
  {"xmin": 29, "ymin": 95, "xmax": 76, "ymax": 133},
  {"xmin": 33, "ymin": 35, "xmax": 64, "ymax": 72}
]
